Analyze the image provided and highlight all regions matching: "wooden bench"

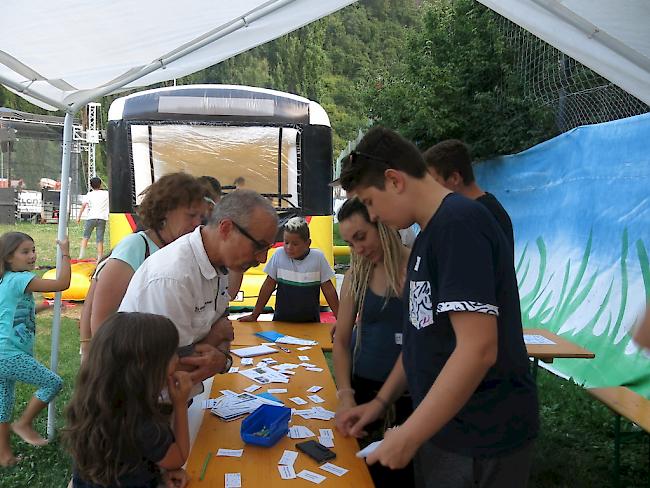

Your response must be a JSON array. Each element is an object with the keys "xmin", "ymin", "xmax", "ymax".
[{"xmin": 587, "ymin": 387, "xmax": 650, "ymax": 487}]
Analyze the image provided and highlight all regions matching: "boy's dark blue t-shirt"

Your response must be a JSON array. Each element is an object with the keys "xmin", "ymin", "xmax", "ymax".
[{"xmin": 402, "ymin": 192, "xmax": 538, "ymax": 457}]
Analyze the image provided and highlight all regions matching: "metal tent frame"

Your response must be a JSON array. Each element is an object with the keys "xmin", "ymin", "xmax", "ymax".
[{"xmin": 0, "ymin": 0, "xmax": 356, "ymax": 437}]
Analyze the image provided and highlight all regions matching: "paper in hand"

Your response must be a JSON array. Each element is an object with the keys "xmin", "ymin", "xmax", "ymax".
[{"xmin": 356, "ymin": 440, "xmax": 382, "ymax": 458}]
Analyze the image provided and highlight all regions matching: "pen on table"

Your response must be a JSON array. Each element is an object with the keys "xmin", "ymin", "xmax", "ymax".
[
  {"xmin": 199, "ymin": 451, "xmax": 212, "ymax": 481},
  {"xmin": 277, "ymin": 345, "xmax": 290, "ymax": 353}
]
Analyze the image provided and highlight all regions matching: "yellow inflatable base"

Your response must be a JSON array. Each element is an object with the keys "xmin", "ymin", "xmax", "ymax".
[{"xmin": 42, "ymin": 261, "xmax": 96, "ymax": 301}]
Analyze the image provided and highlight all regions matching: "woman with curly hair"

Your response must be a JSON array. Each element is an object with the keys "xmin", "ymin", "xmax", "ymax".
[{"xmin": 79, "ymin": 173, "xmax": 207, "ymax": 358}]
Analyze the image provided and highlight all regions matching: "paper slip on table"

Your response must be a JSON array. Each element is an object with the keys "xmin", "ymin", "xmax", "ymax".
[
  {"xmin": 523, "ymin": 328, "xmax": 595, "ymax": 362},
  {"xmin": 233, "ymin": 321, "xmax": 334, "ymax": 351},
  {"xmin": 523, "ymin": 328, "xmax": 595, "ymax": 381},
  {"xmin": 185, "ymin": 347, "xmax": 373, "ymax": 487}
]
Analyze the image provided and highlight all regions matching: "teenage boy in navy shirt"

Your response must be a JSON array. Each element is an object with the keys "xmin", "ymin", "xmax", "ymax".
[{"xmin": 336, "ymin": 127, "xmax": 538, "ymax": 488}]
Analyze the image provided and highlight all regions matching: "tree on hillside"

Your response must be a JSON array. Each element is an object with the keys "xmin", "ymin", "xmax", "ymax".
[
  {"xmin": 364, "ymin": 0, "xmax": 557, "ymax": 159},
  {"xmin": 178, "ymin": 0, "xmax": 420, "ymax": 155}
]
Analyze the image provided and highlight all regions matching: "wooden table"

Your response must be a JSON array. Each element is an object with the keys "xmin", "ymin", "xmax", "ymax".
[
  {"xmin": 523, "ymin": 328, "xmax": 595, "ymax": 380},
  {"xmin": 185, "ymin": 347, "xmax": 373, "ymax": 487},
  {"xmin": 233, "ymin": 321, "xmax": 334, "ymax": 351}
]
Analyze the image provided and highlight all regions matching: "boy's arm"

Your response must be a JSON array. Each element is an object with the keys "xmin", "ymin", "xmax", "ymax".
[
  {"xmin": 366, "ymin": 311, "xmax": 497, "ymax": 469},
  {"xmin": 238, "ymin": 276, "xmax": 277, "ymax": 322},
  {"xmin": 76, "ymin": 202, "xmax": 88, "ymax": 223},
  {"xmin": 321, "ymin": 280, "xmax": 339, "ymax": 318}
]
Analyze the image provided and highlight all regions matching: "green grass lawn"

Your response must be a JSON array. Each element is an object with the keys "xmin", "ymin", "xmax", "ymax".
[{"xmin": 0, "ymin": 223, "xmax": 648, "ymax": 487}]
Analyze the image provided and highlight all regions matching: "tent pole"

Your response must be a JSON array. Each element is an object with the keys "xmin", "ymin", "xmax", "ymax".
[{"xmin": 47, "ymin": 111, "xmax": 75, "ymax": 440}]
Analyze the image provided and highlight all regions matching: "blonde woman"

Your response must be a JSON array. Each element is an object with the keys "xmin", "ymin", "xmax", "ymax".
[{"xmin": 333, "ymin": 197, "xmax": 413, "ymax": 487}]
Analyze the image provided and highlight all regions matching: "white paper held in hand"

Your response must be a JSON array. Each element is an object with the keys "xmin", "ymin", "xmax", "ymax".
[{"xmin": 356, "ymin": 440, "xmax": 383, "ymax": 458}]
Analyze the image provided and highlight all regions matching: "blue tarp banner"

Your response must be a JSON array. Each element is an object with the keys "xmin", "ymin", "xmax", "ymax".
[{"xmin": 475, "ymin": 113, "xmax": 650, "ymax": 396}]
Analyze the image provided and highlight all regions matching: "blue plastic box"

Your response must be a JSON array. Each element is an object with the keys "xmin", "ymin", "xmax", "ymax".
[{"xmin": 240, "ymin": 404, "xmax": 291, "ymax": 447}]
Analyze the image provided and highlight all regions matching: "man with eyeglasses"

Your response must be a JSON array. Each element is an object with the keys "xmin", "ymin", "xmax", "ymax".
[{"xmin": 119, "ymin": 189, "xmax": 278, "ymax": 388}]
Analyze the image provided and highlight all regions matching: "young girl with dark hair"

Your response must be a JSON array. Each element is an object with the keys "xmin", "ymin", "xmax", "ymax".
[
  {"xmin": 64, "ymin": 312, "xmax": 192, "ymax": 488},
  {"xmin": 0, "ymin": 231, "xmax": 71, "ymax": 466}
]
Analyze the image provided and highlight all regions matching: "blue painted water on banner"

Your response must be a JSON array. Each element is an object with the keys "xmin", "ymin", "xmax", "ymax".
[{"xmin": 474, "ymin": 113, "xmax": 650, "ymax": 394}]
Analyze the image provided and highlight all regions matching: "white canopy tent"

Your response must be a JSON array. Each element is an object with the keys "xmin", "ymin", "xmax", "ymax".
[
  {"xmin": 2, "ymin": 0, "xmax": 649, "ymax": 437},
  {"xmin": 0, "ymin": 0, "xmax": 356, "ymax": 437}
]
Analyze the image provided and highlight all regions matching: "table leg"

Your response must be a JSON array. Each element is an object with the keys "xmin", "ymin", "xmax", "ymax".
[{"xmin": 614, "ymin": 414, "xmax": 621, "ymax": 488}]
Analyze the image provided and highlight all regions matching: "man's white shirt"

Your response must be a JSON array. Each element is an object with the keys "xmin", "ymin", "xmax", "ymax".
[{"xmin": 119, "ymin": 226, "xmax": 229, "ymax": 346}]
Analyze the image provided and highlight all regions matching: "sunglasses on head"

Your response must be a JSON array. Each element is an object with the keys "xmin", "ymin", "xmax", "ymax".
[{"xmin": 347, "ymin": 149, "xmax": 392, "ymax": 166}]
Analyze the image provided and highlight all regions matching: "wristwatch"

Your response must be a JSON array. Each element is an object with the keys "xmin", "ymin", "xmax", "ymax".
[{"xmin": 220, "ymin": 350, "xmax": 233, "ymax": 374}]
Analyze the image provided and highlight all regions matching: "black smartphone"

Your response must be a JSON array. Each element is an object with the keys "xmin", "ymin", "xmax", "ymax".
[{"xmin": 295, "ymin": 440, "xmax": 336, "ymax": 463}]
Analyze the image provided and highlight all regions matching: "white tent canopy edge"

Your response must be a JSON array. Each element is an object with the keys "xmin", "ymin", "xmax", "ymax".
[{"xmin": 0, "ymin": 0, "xmax": 356, "ymax": 438}]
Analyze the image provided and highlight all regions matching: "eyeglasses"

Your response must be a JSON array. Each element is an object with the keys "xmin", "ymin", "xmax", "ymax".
[{"xmin": 231, "ymin": 220, "xmax": 272, "ymax": 254}]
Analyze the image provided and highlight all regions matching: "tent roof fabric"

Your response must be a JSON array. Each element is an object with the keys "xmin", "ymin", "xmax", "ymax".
[
  {"xmin": 477, "ymin": 0, "xmax": 650, "ymax": 106},
  {"xmin": 0, "ymin": 0, "xmax": 356, "ymax": 112}
]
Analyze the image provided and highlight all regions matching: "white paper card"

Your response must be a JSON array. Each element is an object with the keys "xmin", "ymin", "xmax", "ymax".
[
  {"xmin": 305, "ymin": 367, "xmax": 324, "ymax": 372},
  {"xmin": 319, "ymin": 428, "xmax": 333, "ymax": 439},
  {"xmin": 308, "ymin": 394, "xmax": 324, "ymax": 404},
  {"xmin": 320, "ymin": 463, "xmax": 348, "ymax": 476},
  {"xmin": 276, "ymin": 336, "xmax": 318, "ymax": 346},
  {"xmin": 240, "ymin": 357, "xmax": 254, "ymax": 366},
  {"xmin": 523, "ymin": 334, "xmax": 556, "ymax": 345},
  {"xmin": 290, "ymin": 396, "xmax": 308, "ymax": 405},
  {"xmin": 297, "ymin": 470, "xmax": 326, "ymax": 484},
  {"xmin": 202, "ymin": 398, "xmax": 218, "ymax": 409},
  {"xmin": 225, "ymin": 473, "xmax": 241, "ymax": 488},
  {"xmin": 231, "ymin": 345, "xmax": 279, "ymax": 357},
  {"xmin": 268, "ymin": 388, "xmax": 287, "ymax": 393},
  {"xmin": 278, "ymin": 449, "xmax": 299, "ymax": 466},
  {"xmin": 244, "ymin": 384, "xmax": 261, "ymax": 393},
  {"xmin": 227, "ymin": 366, "xmax": 239, "ymax": 373},
  {"xmin": 288, "ymin": 425, "xmax": 315, "ymax": 439},
  {"xmin": 297, "ymin": 346, "xmax": 312, "ymax": 351},
  {"xmin": 298, "ymin": 355, "xmax": 310, "ymax": 361},
  {"xmin": 278, "ymin": 465, "xmax": 297, "ymax": 479},
  {"xmin": 356, "ymin": 440, "xmax": 382, "ymax": 458},
  {"xmin": 307, "ymin": 385, "xmax": 322, "ymax": 393},
  {"xmin": 217, "ymin": 448, "xmax": 244, "ymax": 457},
  {"xmin": 318, "ymin": 436, "xmax": 334, "ymax": 448}
]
